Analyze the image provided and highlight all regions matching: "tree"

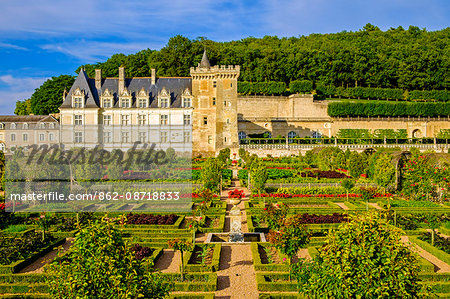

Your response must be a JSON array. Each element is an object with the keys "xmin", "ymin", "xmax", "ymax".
[
  {"xmin": 295, "ymin": 212, "xmax": 427, "ymax": 298},
  {"xmin": 341, "ymin": 178, "xmax": 355, "ymax": 200},
  {"xmin": 46, "ymin": 219, "xmax": 171, "ymax": 298},
  {"xmin": 250, "ymin": 159, "xmax": 268, "ymax": 196},
  {"xmin": 14, "ymin": 99, "xmax": 31, "ymax": 115},
  {"xmin": 347, "ymin": 151, "xmax": 367, "ymax": 178},
  {"xmin": 374, "ymin": 153, "xmax": 396, "ymax": 192},
  {"xmin": 267, "ymin": 214, "xmax": 311, "ymax": 280},
  {"xmin": 201, "ymin": 158, "xmax": 222, "ymax": 192},
  {"xmin": 30, "ymin": 75, "xmax": 75, "ymax": 115},
  {"xmin": 167, "ymin": 239, "xmax": 193, "ymax": 281}
]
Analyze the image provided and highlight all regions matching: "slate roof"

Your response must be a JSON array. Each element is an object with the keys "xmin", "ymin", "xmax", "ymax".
[
  {"xmin": 60, "ymin": 70, "xmax": 192, "ymax": 109},
  {"xmin": 199, "ymin": 50, "xmax": 211, "ymax": 68},
  {"xmin": 0, "ymin": 115, "xmax": 57, "ymax": 123}
]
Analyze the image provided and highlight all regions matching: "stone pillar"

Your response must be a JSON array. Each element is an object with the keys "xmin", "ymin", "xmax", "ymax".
[
  {"xmin": 151, "ymin": 68, "xmax": 156, "ymax": 85},
  {"xmin": 95, "ymin": 69, "xmax": 102, "ymax": 91},
  {"xmin": 118, "ymin": 67, "xmax": 125, "ymax": 95}
]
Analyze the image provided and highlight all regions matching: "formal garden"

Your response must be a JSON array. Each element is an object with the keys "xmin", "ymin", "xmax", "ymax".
[{"xmin": 1, "ymin": 146, "xmax": 450, "ymax": 298}]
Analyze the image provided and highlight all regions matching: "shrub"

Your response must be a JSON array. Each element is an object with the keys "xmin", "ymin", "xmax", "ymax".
[
  {"xmin": 289, "ymin": 80, "xmax": 313, "ymax": 93},
  {"xmin": 46, "ymin": 219, "xmax": 171, "ymax": 298}
]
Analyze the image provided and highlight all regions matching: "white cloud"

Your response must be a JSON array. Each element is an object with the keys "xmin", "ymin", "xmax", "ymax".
[
  {"xmin": 40, "ymin": 40, "xmax": 161, "ymax": 63},
  {"xmin": 0, "ymin": 75, "xmax": 49, "ymax": 114},
  {"xmin": 0, "ymin": 42, "xmax": 28, "ymax": 51}
]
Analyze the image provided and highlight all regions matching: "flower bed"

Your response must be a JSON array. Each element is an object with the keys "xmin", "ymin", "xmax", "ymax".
[
  {"xmin": 126, "ymin": 213, "xmax": 179, "ymax": 225},
  {"xmin": 184, "ymin": 244, "xmax": 221, "ymax": 272}
]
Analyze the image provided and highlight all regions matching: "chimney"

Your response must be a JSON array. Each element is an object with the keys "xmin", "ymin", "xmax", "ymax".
[
  {"xmin": 119, "ymin": 66, "xmax": 125, "ymax": 95},
  {"xmin": 151, "ymin": 68, "xmax": 156, "ymax": 85},
  {"xmin": 95, "ymin": 69, "xmax": 102, "ymax": 91}
]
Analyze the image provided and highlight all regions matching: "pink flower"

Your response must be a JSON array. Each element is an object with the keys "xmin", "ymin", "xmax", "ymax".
[{"xmin": 283, "ymin": 258, "xmax": 287, "ymax": 261}]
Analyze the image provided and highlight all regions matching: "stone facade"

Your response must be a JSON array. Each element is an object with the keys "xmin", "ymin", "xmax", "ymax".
[{"xmin": 1, "ymin": 51, "xmax": 449, "ymax": 156}]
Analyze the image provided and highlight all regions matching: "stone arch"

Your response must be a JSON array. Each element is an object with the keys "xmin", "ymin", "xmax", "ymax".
[
  {"xmin": 0, "ymin": 143, "xmax": 5, "ymax": 152},
  {"xmin": 412, "ymin": 129, "xmax": 422, "ymax": 138}
]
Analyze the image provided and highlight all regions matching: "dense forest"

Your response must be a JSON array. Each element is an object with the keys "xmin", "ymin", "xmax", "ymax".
[{"xmin": 15, "ymin": 24, "xmax": 449, "ymax": 115}]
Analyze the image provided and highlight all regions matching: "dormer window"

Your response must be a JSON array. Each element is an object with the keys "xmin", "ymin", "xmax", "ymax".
[
  {"xmin": 103, "ymin": 99, "xmax": 112, "ymax": 108},
  {"xmin": 10, "ymin": 123, "xmax": 16, "ymax": 129},
  {"xmin": 49, "ymin": 123, "xmax": 55, "ymax": 129},
  {"xmin": 160, "ymin": 98, "xmax": 169, "ymax": 108},
  {"xmin": 181, "ymin": 88, "xmax": 192, "ymax": 108},
  {"xmin": 183, "ymin": 98, "xmax": 191, "ymax": 108},
  {"xmin": 0, "ymin": 123, "xmax": 4, "ymax": 130},
  {"xmin": 23, "ymin": 123, "xmax": 28, "ymax": 129},
  {"xmin": 158, "ymin": 87, "xmax": 170, "ymax": 108},
  {"xmin": 73, "ymin": 97, "xmax": 83, "ymax": 108},
  {"xmin": 121, "ymin": 99, "xmax": 130, "ymax": 108},
  {"xmin": 138, "ymin": 98, "xmax": 148, "ymax": 108},
  {"xmin": 39, "ymin": 123, "xmax": 46, "ymax": 129}
]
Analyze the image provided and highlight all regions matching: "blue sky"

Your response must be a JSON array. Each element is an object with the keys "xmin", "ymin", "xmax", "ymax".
[{"xmin": 0, "ymin": 0, "xmax": 448, "ymax": 114}]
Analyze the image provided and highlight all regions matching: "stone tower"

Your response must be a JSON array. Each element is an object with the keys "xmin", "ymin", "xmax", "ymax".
[{"xmin": 190, "ymin": 51, "xmax": 240, "ymax": 156}]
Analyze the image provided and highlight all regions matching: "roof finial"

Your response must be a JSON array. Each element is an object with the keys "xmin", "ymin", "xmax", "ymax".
[{"xmin": 199, "ymin": 49, "xmax": 210, "ymax": 68}]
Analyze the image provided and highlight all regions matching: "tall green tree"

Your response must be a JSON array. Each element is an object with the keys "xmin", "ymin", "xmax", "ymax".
[
  {"xmin": 250, "ymin": 159, "xmax": 268, "ymax": 196},
  {"xmin": 14, "ymin": 99, "xmax": 32, "ymax": 115},
  {"xmin": 30, "ymin": 75, "xmax": 75, "ymax": 115},
  {"xmin": 201, "ymin": 158, "xmax": 222, "ymax": 192}
]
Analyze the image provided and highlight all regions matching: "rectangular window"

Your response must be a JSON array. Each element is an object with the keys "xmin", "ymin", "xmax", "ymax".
[
  {"xmin": 203, "ymin": 117, "xmax": 208, "ymax": 125},
  {"xmin": 160, "ymin": 98, "xmax": 169, "ymax": 108},
  {"xmin": 231, "ymin": 83, "xmax": 233, "ymax": 87},
  {"xmin": 212, "ymin": 97, "xmax": 216, "ymax": 105},
  {"xmin": 183, "ymin": 114, "xmax": 191, "ymax": 125},
  {"xmin": 22, "ymin": 133, "xmax": 28, "ymax": 141},
  {"xmin": 224, "ymin": 137, "xmax": 228, "ymax": 143},
  {"xmin": 10, "ymin": 133, "xmax": 16, "ymax": 142},
  {"xmin": 160, "ymin": 131, "xmax": 168, "ymax": 143},
  {"xmin": 184, "ymin": 131, "xmax": 191, "ymax": 143},
  {"xmin": 49, "ymin": 133, "xmax": 54, "ymax": 141},
  {"xmin": 121, "ymin": 99, "xmax": 130, "ymax": 108},
  {"xmin": 160, "ymin": 114, "xmax": 169, "ymax": 125},
  {"xmin": 138, "ymin": 114, "xmax": 147, "ymax": 125},
  {"xmin": 223, "ymin": 101, "xmax": 227, "ymax": 107},
  {"xmin": 103, "ymin": 132, "xmax": 111, "ymax": 143},
  {"xmin": 74, "ymin": 97, "xmax": 83, "ymax": 108},
  {"xmin": 183, "ymin": 98, "xmax": 191, "ymax": 108},
  {"xmin": 74, "ymin": 132, "xmax": 83, "ymax": 143},
  {"xmin": 213, "ymin": 81, "xmax": 217, "ymax": 88},
  {"xmin": 138, "ymin": 99, "xmax": 147, "ymax": 108},
  {"xmin": 139, "ymin": 132, "xmax": 147, "ymax": 143},
  {"xmin": 121, "ymin": 115, "xmax": 129, "ymax": 125},
  {"xmin": 74, "ymin": 115, "xmax": 83, "ymax": 125},
  {"xmin": 103, "ymin": 99, "xmax": 112, "ymax": 108},
  {"xmin": 208, "ymin": 135, "xmax": 213, "ymax": 144},
  {"xmin": 226, "ymin": 118, "xmax": 230, "ymax": 124},
  {"xmin": 121, "ymin": 132, "xmax": 129, "ymax": 143},
  {"xmin": 39, "ymin": 133, "xmax": 45, "ymax": 141},
  {"xmin": 103, "ymin": 115, "xmax": 111, "ymax": 126}
]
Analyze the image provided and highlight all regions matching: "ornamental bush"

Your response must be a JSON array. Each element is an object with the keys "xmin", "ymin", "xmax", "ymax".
[
  {"xmin": 46, "ymin": 219, "xmax": 171, "ymax": 298},
  {"xmin": 294, "ymin": 212, "xmax": 428, "ymax": 298}
]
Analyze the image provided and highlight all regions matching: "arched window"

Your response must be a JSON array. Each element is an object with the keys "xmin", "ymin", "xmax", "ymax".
[
  {"xmin": 312, "ymin": 131, "xmax": 322, "ymax": 139},
  {"xmin": 288, "ymin": 131, "xmax": 296, "ymax": 143},
  {"xmin": 10, "ymin": 123, "xmax": 16, "ymax": 129},
  {"xmin": 238, "ymin": 131, "xmax": 246, "ymax": 140},
  {"xmin": 23, "ymin": 123, "xmax": 28, "ymax": 129},
  {"xmin": 0, "ymin": 143, "xmax": 5, "ymax": 152}
]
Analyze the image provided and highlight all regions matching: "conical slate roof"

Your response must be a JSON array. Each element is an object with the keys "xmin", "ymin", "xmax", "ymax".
[{"xmin": 199, "ymin": 50, "xmax": 210, "ymax": 68}]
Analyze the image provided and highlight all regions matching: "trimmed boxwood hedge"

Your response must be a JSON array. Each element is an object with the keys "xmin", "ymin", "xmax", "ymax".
[
  {"xmin": 328, "ymin": 101, "xmax": 450, "ymax": 117},
  {"xmin": 184, "ymin": 244, "xmax": 221, "ymax": 272},
  {"xmin": 409, "ymin": 236, "xmax": 450, "ymax": 266}
]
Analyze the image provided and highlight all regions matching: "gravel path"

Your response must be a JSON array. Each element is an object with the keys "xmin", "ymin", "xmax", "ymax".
[
  {"xmin": 401, "ymin": 236, "xmax": 450, "ymax": 273},
  {"xmin": 154, "ymin": 249, "xmax": 181, "ymax": 273},
  {"xmin": 367, "ymin": 202, "xmax": 383, "ymax": 210},
  {"xmin": 335, "ymin": 202, "xmax": 350, "ymax": 210},
  {"xmin": 215, "ymin": 178, "xmax": 258, "ymax": 298},
  {"xmin": 215, "ymin": 244, "xmax": 258, "ymax": 299},
  {"xmin": 20, "ymin": 238, "xmax": 73, "ymax": 274}
]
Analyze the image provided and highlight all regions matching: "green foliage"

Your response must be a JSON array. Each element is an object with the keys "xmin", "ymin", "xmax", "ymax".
[
  {"xmin": 200, "ymin": 158, "xmax": 222, "ymax": 192},
  {"xmin": 168, "ymin": 239, "xmax": 193, "ymax": 281},
  {"xmin": 262, "ymin": 202, "xmax": 289, "ymax": 231},
  {"xmin": 46, "ymin": 219, "xmax": 171, "ymax": 298},
  {"xmin": 289, "ymin": 80, "xmax": 313, "ymax": 93},
  {"xmin": 347, "ymin": 152, "xmax": 367, "ymax": 178},
  {"xmin": 295, "ymin": 213, "xmax": 428, "ymax": 298},
  {"xmin": 337, "ymin": 129, "xmax": 372, "ymax": 139},
  {"xmin": 217, "ymin": 148, "xmax": 230, "ymax": 165},
  {"xmin": 409, "ymin": 90, "xmax": 450, "ymax": 102},
  {"xmin": 328, "ymin": 101, "xmax": 450, "ymax": 117},
  {"xmin": 29, "ymin": 75, "xmax": 75, "ymax": 115},
  {"xmin": 316, "ymin": 147, "xmax": 343, "ymax": 171},
  {"xmin": 79, "ymin": 27, "xmax": 449, "ymax": 91},
  {"xmin": 251, "ymin": 159, "xmax": 268, "ymax": 196},
  {"xmin": 14, "ymin": 99, "xmax": 31, "ymax": 115},
  {"xmin": 437, "ymin": 129, "xmax": 450, "ymax": 139},
  {"xmin": 374, "ymin": 154, "xmax": 396, "ymax": 188}
]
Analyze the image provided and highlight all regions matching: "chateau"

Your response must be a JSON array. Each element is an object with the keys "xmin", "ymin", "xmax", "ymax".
[{"xmin": 1, "ymin": 51, "xmax": 450, "ymax": 156}]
